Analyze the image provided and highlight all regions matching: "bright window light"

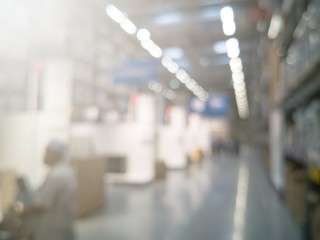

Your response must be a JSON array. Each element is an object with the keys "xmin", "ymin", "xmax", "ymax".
[
  {"xmin": 120, "ymin": 18, "xmax": 137, "ymax": 35},
  {"xmin": 137, "ymin": 28, "xmax": 151, "ymax": 41},
  {"xmin": 164, "ymin": 47, "xmax": 184, "ymax": 59},
  {"xmin": 154, "ymin": 12, "xmax": 184, "ymax": 26},
  {"xmin": 220, "ymin": 6, "xmax": 234, "ymax": 23},
  {"xmin": 213, "ymin": 40, "xmax": 227, "ymax": 54},
  {"xmin": 222, "ymin": 21, "xmax": 236, "ymax": 36},
  {"xmin": 201, "ymin": 7, "xmax": 220, "ymax": 21},
  {"xmin": 106, "ymin": 5, "xmax": 125, "ymax": 23},
  {"xmin": 186, "ymin": 80, "xmax": 197, "ymax": 89}
]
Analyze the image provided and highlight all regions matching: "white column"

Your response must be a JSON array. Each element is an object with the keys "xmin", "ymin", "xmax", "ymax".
[{"xmin": 269, "ymin": 108, "xmax": 284, "ymax": 191}]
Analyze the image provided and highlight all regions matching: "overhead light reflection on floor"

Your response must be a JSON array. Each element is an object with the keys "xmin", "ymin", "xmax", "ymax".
[{"xmin": 232, "ymin": 161, "xmax": 249, "ymax": 240}]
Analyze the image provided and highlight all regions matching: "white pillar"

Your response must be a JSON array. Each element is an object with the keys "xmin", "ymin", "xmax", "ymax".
[{"xmin": 269, "ymin": 108, "xmax": 284, "ymax": 191}]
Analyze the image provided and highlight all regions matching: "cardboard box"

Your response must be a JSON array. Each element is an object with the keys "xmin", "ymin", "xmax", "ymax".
[
  {"xmin": 0, "ymin": 170, "xmax": 17, "ymax": 211},
  {"xmin": 154, "ymin": 161, "xmax": 166, "ymax": 180},
  {"xmin": 71, "ymin": 157, "xmax": 107, "ymax": 217}
]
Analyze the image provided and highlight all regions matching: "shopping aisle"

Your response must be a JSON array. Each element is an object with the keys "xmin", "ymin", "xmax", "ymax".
[{"xmin": 76, "ymin": 146, "xmax": 302, "ymax": 240}]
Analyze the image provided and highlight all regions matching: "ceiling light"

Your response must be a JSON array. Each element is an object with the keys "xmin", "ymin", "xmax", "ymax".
[
  {"xmin": 137, "ymin": 28, "xmax": 151, "ymax": 41},
  {"xmin": 232, "ymin": 72, "xmax": 244, "ymax": 82},
  {"xmin": 176, "ymin": 69, "xmax": 189, "ymax": 82},
  {"xmin": 233, "ymin": 82, "xmax": 246, "ymax": 91},
  {"xmin": 120, "ymin": 18, "xmax": 137, "ymax": 35},
  {"xmin": 167, "ymin": 62, "xmax": 179, "ymax": 73},
  {"xmin": 141, "ymin": 39, "xmax": 156, "ymax": 51},
  {"xmin": 230, "ymin": 58, "xmax": 243, "ymax": 72},
  {"xmin": 226, "ymin": 38, "xmax": 240, "ymax": 58},
  {"xmin": 149, "ymin": 45, "xmax": 163, "ymax": 58},
  {"xmin": 222, "ymin": 21, "xmax": 236, "ymax": 36},
  {"xmin": 220, "ymin": 6, "xmax": 234, "ymax": 23},
  {"xmin": 161, "ymin": 57, "xmax": 173, "ymax": 67},
  {"xmin": 106, "ymin": 5, "xmax": 125, "ymax": 23}
]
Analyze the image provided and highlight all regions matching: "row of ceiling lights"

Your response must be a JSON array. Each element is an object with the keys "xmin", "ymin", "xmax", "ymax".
[
  {"xmin": 220, "ymin": 6, "xmax": 249, "ymax": 119},
  {"xmin": 106, "ymin": 5, "xmax": 209, "ymax": 101}
]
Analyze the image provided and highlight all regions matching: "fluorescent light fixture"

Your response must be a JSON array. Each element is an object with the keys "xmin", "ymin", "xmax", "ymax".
[
  {"xmin": 268, "ymin": 14, "xmax": 283, "ymax": 39},
  {"xmin": 193, "ymin": 86, "xmax": 204, "ymax": 95},
  {"xmin": 232, "ymin": 72, "xmax": 244, "ymax": 82},
  {"xmin": 235, "ymin": 90, "xmax": 247, "ymax": 98},
  {"xmin": 226, "ymin": 38, "xmax": 240, "ymax": 58},
  {"xmin": 233, "ymin": 82, "xmax": 246, "ymax": 91},
  {"xmin": 167, "ymin": 62, "xmax": 179, "ymax": 73},
  {"xmin": 222, "ymin": 21, "xmax": 236, "ymax": 36},
  {"xmin": 213, "ymin": 40, "xmax": 227, "ymax": 54},
  {"xmin": 137, "ymin": 28, "xmax": 151, "ymax": 41},
  {"xmin": 200, "ymin": 91, "xmax": 209, "ymax": 98},
  {"xmin": 236, "ymin": 98, "xmax": 248, "ymax": 105},
  {"xmin": 154, "ymin": 12, "xmax": 184, "ymax": 26},
  {"xmin": 106, "ymin": 5, "xmax": 125, "ymax": 23},
  {"xmin": 230, "ymin": 58, "xmax": 243, "ymax": 72},
  {"xmin": 164, "ymin": 47, "xmax": 184, "ymax": 59},
  {"xmin": 161, "ymin": 56, "xmax": 173, "ymax": 68},
  {"xmin": 220, "ymin": 6, "xmax": 234, "ymax": 23},
  {"xmin": 120, "ymin": 18, "xmax": 137, "ymax": 35},
  {"xmin": 149, "ymin": 45, "xmax": 163, "ymax": 58},
  {"xmin": 235, "ymin": 87, "xmax": 247, "ymax": 95},
  {"xmin": 141, "ymin": 39, "xmax": 156, "ymax": 51},
  {"xmin": 236, "ymin": 99, "xmax": 248, "ymax": 107},
  {"xmin": 186, "ymin": 80, "xmax": 197, "ymax": 90},
  {"xmin": 176, "ymin": 69, "xmax": 189, "ymax": 83}
]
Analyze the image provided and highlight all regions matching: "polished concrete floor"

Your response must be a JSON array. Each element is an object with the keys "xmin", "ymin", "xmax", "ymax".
[{"xmin": 76, "ymin": 146, "xmax": 302, "ymax": 240}]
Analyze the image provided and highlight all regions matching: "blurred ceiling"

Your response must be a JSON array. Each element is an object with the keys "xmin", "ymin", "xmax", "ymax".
[{"xmin": 103, "ymin": 0, "xmax": 269, "ymax": 94}]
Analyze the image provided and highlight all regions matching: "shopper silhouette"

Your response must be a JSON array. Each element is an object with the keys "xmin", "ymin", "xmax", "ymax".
[{"xmin": 22, "ymin": 140, "xmax": 77, "ymax": 240}]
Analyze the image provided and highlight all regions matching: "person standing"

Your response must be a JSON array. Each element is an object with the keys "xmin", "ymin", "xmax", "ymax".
[{"xmin": 23, "ymin": 140, "xmax": 77, "ymax": 240}]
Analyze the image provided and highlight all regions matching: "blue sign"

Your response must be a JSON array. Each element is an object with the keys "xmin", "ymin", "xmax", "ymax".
[
  {"xmin": 113, "ymin": 59, "xmax": 158, "ymax": 86},
  {"xmin": 189, "ymin": 95, "xmax": 230, "ymax": 117}
]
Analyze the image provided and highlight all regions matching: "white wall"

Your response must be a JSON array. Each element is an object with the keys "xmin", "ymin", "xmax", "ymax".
[
  {"xmin": 0, "ymin": 112, "xmax": 70, "ymax": 187},
  {"xmin": 159, "ymin": 106, "xmax": 187, "ymax": 169}
]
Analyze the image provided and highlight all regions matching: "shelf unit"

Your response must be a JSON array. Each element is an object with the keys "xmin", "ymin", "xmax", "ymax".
[{"xmin": 275, "ymin": 0, "xmax": 320, "ymax": 239}]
